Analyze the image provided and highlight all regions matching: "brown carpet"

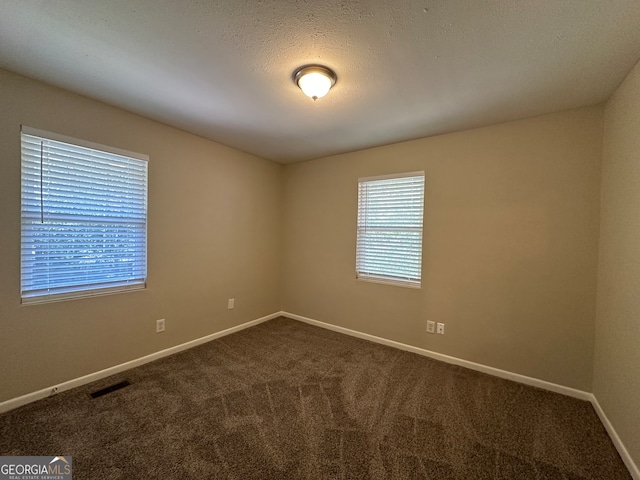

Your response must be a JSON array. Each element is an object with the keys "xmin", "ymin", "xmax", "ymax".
[{"xmin": 0, "ymin": 316, "xmax": 631, "ymax": 479}]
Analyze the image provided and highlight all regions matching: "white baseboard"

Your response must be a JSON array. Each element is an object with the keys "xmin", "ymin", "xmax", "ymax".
[
  {"xmin": 0, "ymin": 311, "xmax": 280, "ymax": 414},
  {"xmin": 282, "ymin": 311, "xmax": 591, "ymax": 400},
  {"xmin": 282, "ymin": 311, "xmax": 640, "ymax": 478},
  {"xmin": 590, "ymin": 395, "xmax": 640, "ymax": 480},
  {"xmin": 2, "ymin": 309, "xmax": 637, "ymax": 479}
]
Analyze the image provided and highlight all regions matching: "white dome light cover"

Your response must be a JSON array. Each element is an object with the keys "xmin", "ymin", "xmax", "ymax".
[{"xmin": 293, "ymin": 65, "xmax": 337, "ymax": 101}]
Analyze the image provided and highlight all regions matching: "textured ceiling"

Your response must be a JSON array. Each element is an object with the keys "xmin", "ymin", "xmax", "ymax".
[{"xmin": 1, "ymin": 1, "xmax": 640, "ymax": 163}]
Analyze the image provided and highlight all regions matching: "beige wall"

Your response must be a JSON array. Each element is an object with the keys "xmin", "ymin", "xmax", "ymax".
[
  {"xmin": 3, "ymin": 57, "xmax": 638, "ymax": 467},
  {"xmin": 0, "ymin": 64, "xmax": 618, "ymax": 413},
  {"xmin": 595, "ymin": 59, "xmax": 640, "ymax": 467},
  {"xmin": 282, "ymin": 106, "xmax": 603, "ymax": 391},
  {"xmin": 0, "ymin": 69, "xmax": 282, "ymax": 402}
]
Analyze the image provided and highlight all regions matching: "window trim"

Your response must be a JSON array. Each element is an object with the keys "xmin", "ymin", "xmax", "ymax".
[
  {"xmin": 20, "ymin": 126, "xmax": 149, "ymax": 305},
  {"xmin": 356, "ymin": 171, "xmax": 425, "ymax": 289},
  {"xmin": 21, "ymin": 126, "xmax": 149, "ymax": 162}
]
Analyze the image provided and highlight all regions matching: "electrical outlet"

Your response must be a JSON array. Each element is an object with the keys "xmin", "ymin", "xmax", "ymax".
[
  {"xmin": 51, "ymin": 387, "xmax": 58, "ymax": 395},
  {"xmin": 426, "ymin": 321, "xmax": 435, "ymax": 334},
  {"xmin": 228, "ymin": 298, "xmax": 235, "ymax": 309},
  {"xmin": 437, "ymin": 322, "xmax": 445, "ymax": 335},
  {"xmin": 156, "ymin": 318, "xmax": 165, "ymax": 333}
]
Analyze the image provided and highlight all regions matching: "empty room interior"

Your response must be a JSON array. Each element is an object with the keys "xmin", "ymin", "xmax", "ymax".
[{"xmin": 1, "ymin": 1, "xmax": 640, "ymax": 479}]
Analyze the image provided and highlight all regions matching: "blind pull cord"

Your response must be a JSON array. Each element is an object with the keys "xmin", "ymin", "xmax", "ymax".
[{"xmin": 40, "ymin": 140, "xmax": 44, "ymax": 223}]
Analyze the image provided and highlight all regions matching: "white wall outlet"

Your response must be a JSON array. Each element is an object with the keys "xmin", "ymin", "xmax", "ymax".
[
  {"xmin": 426, "ymin": 321, "xmax": 435, "ymax": 334},
  {"xmin": 51, "ymin": 387, "xmax": 58, "ymax": 395},
  {"xmin": 437, "ymin": 322, "xmax": 445, "ymax": 335},
  {"xmin": 156, "ymin": 318, "xmax": 165, "ymax": 333},
  {"xmin": 228, "ymin": 298, "xmax": 235, "ymax": 309}
]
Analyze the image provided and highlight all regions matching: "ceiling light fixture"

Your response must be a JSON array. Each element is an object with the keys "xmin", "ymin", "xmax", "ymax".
[{"xmin": 293, "ymin": 65, "xmax": 337, "ymax": 101}]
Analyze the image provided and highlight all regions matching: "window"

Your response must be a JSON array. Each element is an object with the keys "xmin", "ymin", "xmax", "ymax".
[
  {"xmin": 20, "ymin": 126, "xmax": 148, "ymax": 304},
  {"xmin": 356, "ymin": 172, "xmax": 425, "ymax": 288}
]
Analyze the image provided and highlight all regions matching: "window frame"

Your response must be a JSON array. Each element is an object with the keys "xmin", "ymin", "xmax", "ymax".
[
  {"xmin": 355, "ymin": 171, "xmax": 425, "ymax": 289},
  {"xmin": 20, "ymin": 126, "xmax": 149, "ymax": 305}
]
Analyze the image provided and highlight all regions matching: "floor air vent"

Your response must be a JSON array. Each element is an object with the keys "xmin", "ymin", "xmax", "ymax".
[{"xmin": 90, "ymin": 380, "xmax": 131, "ymax": 399}]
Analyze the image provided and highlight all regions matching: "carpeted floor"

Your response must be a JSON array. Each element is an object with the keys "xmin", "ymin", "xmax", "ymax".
[{"xmin": 0, "ymin": 316, "xmax": 631, "ymax": 479}]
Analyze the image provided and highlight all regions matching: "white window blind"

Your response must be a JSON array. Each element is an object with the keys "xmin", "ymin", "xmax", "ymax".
[
  {"xmin": 356, "ymin": 172, "xmax": 425, "ymax": 288},
  {"xmin": 20, "ymin": 126, "xmax": 148, "ymax": 304}
]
